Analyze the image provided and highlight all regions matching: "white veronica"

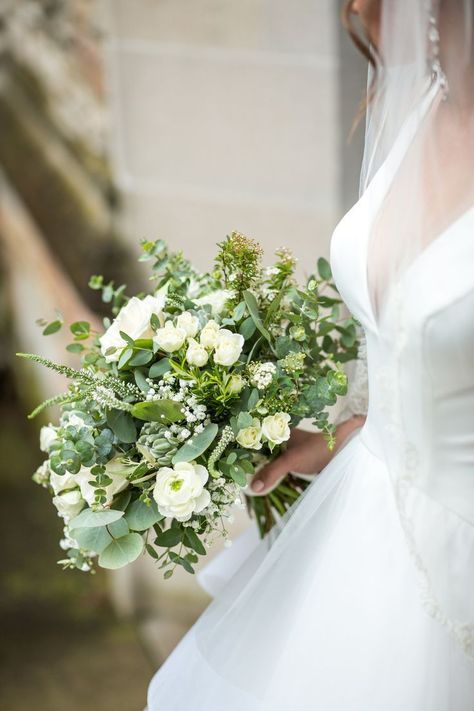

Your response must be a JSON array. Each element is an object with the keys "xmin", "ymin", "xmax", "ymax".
[
  {"xmin": 186, "ymin": 339, "xmax": 209, "ymax": 367},
  {"xmin": 262, "ymin": 413, "xmax": 291, "ymax": 446},
  {"xmin": 177, "ymin": 311, "xmax": 199, "ymax": 338},
  {"xmin": 200, "ymin": 320, "xmax": 220, "ymax": 349},
  {"xmin": 214, "ymin": 329, "xmax": 245, "ymax": 367},
  {"xmin": 154, "ymin": 321, "xmax": 187, "ymax": 353},
  {"xmin": 99, "ymin": 294, "xmax": 165, "ymax": 363},
  {"xmin": 153, "ymin": 461, "xmax": 211, "ymax": 522}
]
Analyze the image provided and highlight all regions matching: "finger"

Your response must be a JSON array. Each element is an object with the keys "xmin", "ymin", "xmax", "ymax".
[{"xmin": 251, "ymin": 455, "xmax": 290, "ymax": 494}]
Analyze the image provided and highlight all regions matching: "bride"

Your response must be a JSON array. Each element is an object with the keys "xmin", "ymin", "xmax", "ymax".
[{"xmin": 148, "ymin": 1, "xmax": 474, "ymax": 708}]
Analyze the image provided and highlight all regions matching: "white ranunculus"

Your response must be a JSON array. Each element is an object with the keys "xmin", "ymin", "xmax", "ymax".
[
  {"xmin": 262, "ymin": 412, "xmax": 291, "ymax": 446},
  {"xmin": 236, "ymin": 419, "xmax": 263, "ymax": 450},
  {"xmin": 154, "ymin": 321, "xmax": 187, "ymax": 353},
  {"xmin": 50, "ymin": 470, "xmax": 77, "ymax": 495},
  {"xmin": 61, "ymin": 412, "xmax": 87, "ymax": 429},
  {"xmin": 53, "ymin": 489, "xmax": 85, "ymax": 521},
  {"xmin": 153, "ymin": 461, "xmax": 211, "ymax": 522},
  {"xmin": 186, "ymin": 338, "xmax": 209, "ymax": 367},
  {"xmin": 194, "ymin": 289, "xmax": 232, "ymax": 315},
  {"xmin": 199, "ymin": 319, "xmax": 220, "ymax": 349},
  {"xmin": 74, "ymin": 465, "xmax": 129, "ymax": 507},
  {"xmin": 99, "ymin": 294, "xmax": 165, "ymax": 362},
  {"xmin": 40, "ymin": 425, "xmax": 58, "ymax": 453},
  {"xmin": 214, "ymin": 329, "xmax": 245, "ymax": 366},
  {"xmin": 177, "ymin": 311, "xmax": 199, "ymax": 338}
]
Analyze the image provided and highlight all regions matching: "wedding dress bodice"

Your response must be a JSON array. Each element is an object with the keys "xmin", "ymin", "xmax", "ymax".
[{"xmin": 330, "ymin": 95, "xmax": 474, "ymax": 654}]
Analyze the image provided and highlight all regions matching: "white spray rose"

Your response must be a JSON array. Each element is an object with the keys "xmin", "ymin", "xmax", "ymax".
[
  {"xmin": 153, "ymin": 461, "xmax": 211, "ymax": 522},
  {"xmin": 49, "ymin": 470, "xmax": 77, "ymax": 495},
  {"xmin": 186, "ymin": 338, "xmax": 209, "ymax": 367},
  {"xmin": 154, "ymin": 321, "xmax": 187, "ymax": 353},
  {"xmin": 236, "ymin": 419, "xmax": 263, "ymax": 450},
  {"xmin": 40, "ymin": 425, "xmax": 58, "ymax": 453},
  {"xmin": 214, "ymin": 329, "xmax": 245, "ymax": 366},
  {"xmin": 177, "ymin": 311, "xmax": 199, "ymax": 338},
  {"xmin": 199, "ymin": 319, "xmax": 220, "ymax": 349},
  {"xmin": 228, "ymin": 373, "xmax": 245, "ymax": 394},
  {"xmin": 262, "ymin": 412, "xmax": 291, "ymax": 446},
  {"xmin": 194, "ymin": 289, "xmax": 232, "ymax": 315},
  {"xmin": 99, "ymin": 294, "xmax": 165, "ymax": 362},
  {"xmin": 53, "ymin": 489, "xmax": 85, "ymax": 521},
  {"xmin": 74, "ymin": 464, "xmax": 128, "ymax": 507}
]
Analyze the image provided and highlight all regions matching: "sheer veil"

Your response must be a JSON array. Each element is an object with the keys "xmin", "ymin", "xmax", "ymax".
[{"xmin": 362, "ymin": 0, "xmax": 474, "ymax": 658}]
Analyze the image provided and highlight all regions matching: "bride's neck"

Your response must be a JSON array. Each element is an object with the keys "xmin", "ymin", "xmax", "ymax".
[{"xmin": 439, "ymin": 7, "xmax": 474, "ymax": 112}]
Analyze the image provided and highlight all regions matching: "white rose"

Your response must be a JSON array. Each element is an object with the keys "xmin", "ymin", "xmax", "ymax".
[
  {"xmin": 199, "ymin": 319, "xmax": 220, "ymax": 349},
  {"xmin": 194, "ymin": 289, "xmax": 232, "ymax": 315},
  {"xmin": 262, "ymin": 412, "xmax": 291, "ymax": 446},
  {"xmin": 153, "ymin": 461, "xmax": 211, "ymax": 522},
  {"xmin": 214, "ymin": 329, "xmax": 245, "ymax": 367},
  {"xmin": 50, "ymin": 470, "xmax": 77, "ymax": 495},
  {"xmin": 53, "ymin": 489, "xmax": 85, "ymax": 521},
  {"xmin": 40, "ymin": 425, "xmax": 58, "ymax": 453},
  {"xmin": 228, "ymin": 373, "xmax": 245, "ymax": 394},
  {"xmin": 154, "ymin": 321, "xmax": 187, "ymax": 353},
  {"xmin": 186, "ymin": 338, "xmax": 209, "ymax": 367},
  {"xmin": 99, "ymin": 294, "xmax": 165, "ymax": 362},
  {"xmin": 177, "ymin": 311, "xmax": 199, "ymax": 338},
  {"xmin": 236, "ymin": 419, "xmax": 263, "ymax": 450},
  {"xmin": 74, "ymin": 465, "xmax": 129, "ymax": 507}
]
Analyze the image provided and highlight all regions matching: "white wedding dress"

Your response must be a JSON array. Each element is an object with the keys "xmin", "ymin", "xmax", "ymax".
[{"xmin": 147, "ymin": 87, "xmax": 474, "ymax": 710}]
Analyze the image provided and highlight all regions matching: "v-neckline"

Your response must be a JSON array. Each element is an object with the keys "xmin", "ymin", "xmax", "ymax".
[{"xmin": 364, "ymin": 204, "xmax": 474, "ymax": 332}]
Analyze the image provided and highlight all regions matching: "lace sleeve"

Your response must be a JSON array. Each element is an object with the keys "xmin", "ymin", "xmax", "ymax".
[{"xmin": 335, "ymin": 331, "xmax": 368, "ymax": 424}]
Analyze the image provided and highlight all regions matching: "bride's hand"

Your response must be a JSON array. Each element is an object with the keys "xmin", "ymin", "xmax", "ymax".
[{"xmin": 250, "ymin": 416, "xmax": 366, "ymax": 494}]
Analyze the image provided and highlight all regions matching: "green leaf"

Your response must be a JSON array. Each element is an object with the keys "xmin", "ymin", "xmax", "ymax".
[
  {"xmin": 131, "ymin": 399, "xmax": 184, "ymax": 423},
  {"xmin": 247, "ymin": 388, "xmax": 260, "ymax": 411},
  {"xmin": 317, "ymin": 257, "xmax": 332, "ymax": 280},
  {"xmin": 243, "ymin": 290, "xmax": 273, "ymax": 345},
  {"xmin": 129, "ymin": 349, "xmax": 154, "ymax": 367},
  {"xmin": 125, "ymin": 499, "xmax": 164, "ymax": 531},
  {"xmin": 145, "ymin": 543, "xmax": 160, "ymax": 559},
  {"xmin": 155, "ymin": 527, "xmax": 183, "ymax": 548},
  {"xmin": 42, "ymin": 320, "xmax": 63, "ymax": 336},
  {"xmin": 229, "ymin": 465, "xmax": 247, "ymax": 487},
  {"xmin": 148, "ymin": 358, "xmax": 171, "ymax": 378},
  {"xmin": 184, "ymin": 527, "xmax": 206, "ymax": 555},
  {"xmin": 66, "ymin": 343, "xmax": 85, "ymax": 353},
  {"xmin": 233, "ymin": 301, "xmax": 247, "ymax": 321},
  {"xmin": 98, "ymin": 532, "xmax": 144, "ymax": 569},
  {"xmin": 69, "ymin": 526, "xmax": 112, "ymax": 554},
  {"xmin": 134, "ymin": 368, "xmax": 150, "ymax": 393},
  {"xmin": 70, "ymin": 321, "xmax": 90, "ymax": 338},
  {"xmin": 108, "ymin": 517, "xmax": 129, "ymax": 538},
  {"xmin": 118, "ymin": 347, "xmax": 134, "ymax": 369},
  {"xmin": 172, "ymin": 423, "xmax": 219, "ymax": 464},
  {"xmin": 69, "ymin": 508, "xmax": 124, "ymax": 529},
  {"xmin": 239, "ymin": 317, "xmax": 256, "ymax": 340},
  {"xmin": 119, "ymin": 330, "xmax": 135, "ymax": 345},
  {"xmin": 170, "ymin": 552, "xmax": 194, "ymax": 574},
  {"xmin": 106, "ymin": 410, "xmax": 137, "ymax": 443}
]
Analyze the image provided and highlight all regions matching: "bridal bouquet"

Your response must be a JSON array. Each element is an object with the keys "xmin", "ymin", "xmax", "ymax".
[{"xmin": 21, "ymin": 234, "xmax": 358, "ymax": 577}]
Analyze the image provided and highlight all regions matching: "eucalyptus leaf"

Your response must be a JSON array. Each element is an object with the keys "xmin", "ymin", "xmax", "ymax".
[
  {"xmin": 317, "ymin": 257, "xmax": 332, "ymax": 280},
  {"xmin": 69, "ymin": 525, "xmax": 112, "ymax": 554},
  {"xmin": 148, "ymin": 359, "xmax": 171, "ymax": 378},
  {"xmin": 125, "ymin": 499, "xmax": 164, "ymax": 531},
  {"xmin": 108, "ymin": 517, "xmax": 129, "ymax": 538},
  {"xmin": 154, "ymin": 527, "xmax": 183, "ymax": 548},
  {"xmin": 171, "ymin": 423, "xmax": 219, "ymax": 464},
  {"xmin": 106, "ymin": 410, "xmax": 137, "ymax": 443},
  {"xmin": 184, "ymin": 527, "xmax": 206, "ymax": 555},
  {"xmin": 98, "ymin": 532, "xmax": 144, "ymax": 569},
  {"xmin": 69, "ymin": 508, "xmax": 124, "ymax": 529}
]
